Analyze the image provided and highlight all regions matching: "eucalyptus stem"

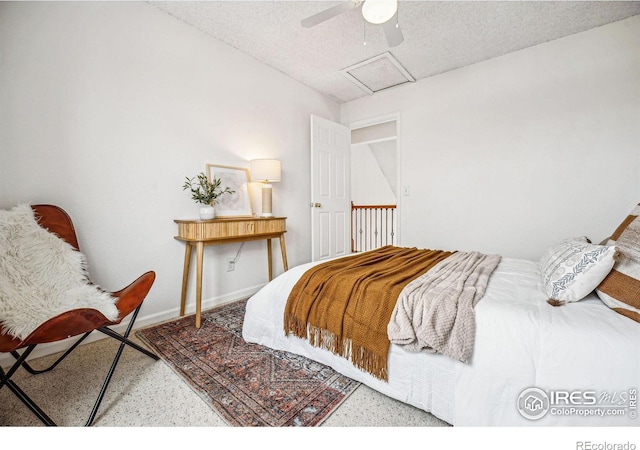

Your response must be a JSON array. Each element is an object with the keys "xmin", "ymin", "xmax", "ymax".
[{"xmin": 183, "ymin": 172, "xmax": 235, "ymax": 205}]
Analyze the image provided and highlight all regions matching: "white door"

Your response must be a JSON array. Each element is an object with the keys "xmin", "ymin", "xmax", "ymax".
[{"xmin": 310, "ymin": 115, "xmax": 351, "ymax": 261}]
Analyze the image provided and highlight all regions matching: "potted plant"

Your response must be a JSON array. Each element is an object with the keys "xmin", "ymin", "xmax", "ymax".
[{"xmin": 183, "ymin": 172, "xmax": 235, "ymax": 219}]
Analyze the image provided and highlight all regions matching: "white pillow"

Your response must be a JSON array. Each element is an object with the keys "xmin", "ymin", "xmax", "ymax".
[{"xmin": 539, "ymin": 236, "xmax": 618, "ymax": 303}]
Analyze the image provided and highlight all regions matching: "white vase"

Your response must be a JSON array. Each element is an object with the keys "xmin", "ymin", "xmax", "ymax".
[{"xmin": 199, "ymin": 205, "xmax": 215, "ymax": 220}]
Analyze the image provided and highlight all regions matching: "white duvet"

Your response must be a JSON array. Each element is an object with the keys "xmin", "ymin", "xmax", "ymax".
[{"xmin": 242, "ymin": 256, "xmax": 640, "ymax": 426}]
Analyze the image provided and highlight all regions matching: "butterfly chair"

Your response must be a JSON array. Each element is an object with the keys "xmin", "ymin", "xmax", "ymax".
[{"xmin": 0, "ymin": 204, "xmax": 158, "ymax": 426}]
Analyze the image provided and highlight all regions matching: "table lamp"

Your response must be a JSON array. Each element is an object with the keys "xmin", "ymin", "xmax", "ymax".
[{"xmin": 250, "ymin": 159, "xmax": 281, "ymax": 217}]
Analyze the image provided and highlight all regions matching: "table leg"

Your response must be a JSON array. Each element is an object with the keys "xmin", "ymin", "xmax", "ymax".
[
  {"xmin": 180, "ymin": 243, "xmax": 192, "ymax": 317},
  {"xmin": 195, "ymin": 241, "xmax": 204, "ymax": 329},
  {"xmin": 279, "ymin": 234, "xmax": 289, "ymax": 271},
  {"xmin": 267, "ymin": 238, "xmax": 273, "ymax": 281}
]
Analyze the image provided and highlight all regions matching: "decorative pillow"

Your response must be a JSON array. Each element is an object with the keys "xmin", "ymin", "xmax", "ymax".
[
  {"xmin": 596, "ymin": 203, "xmax": 640, "ymax": 323},
  {"xmin": 539, "ymin": 236, "xmax": 618, "ymax": 304},
  {"xmin": 0, "ymin": 204, "xmax": 118, "ymax": 340}
]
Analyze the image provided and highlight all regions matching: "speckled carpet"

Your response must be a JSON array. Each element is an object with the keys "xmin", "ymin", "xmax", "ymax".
[{"xmin": 136, "ymin": 299, "xmax": 360, "ymax": 427}]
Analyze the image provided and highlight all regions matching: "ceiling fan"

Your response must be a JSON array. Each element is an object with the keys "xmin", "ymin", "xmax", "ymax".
[{"xmin": 301, "ymin": 0, "xmax": 404, "ymax": 47}]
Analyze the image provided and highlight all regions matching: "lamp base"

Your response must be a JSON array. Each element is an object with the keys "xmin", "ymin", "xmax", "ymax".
[{"xmin": 261, "ymin": 184, "xmax": 273, "ymax": 217}]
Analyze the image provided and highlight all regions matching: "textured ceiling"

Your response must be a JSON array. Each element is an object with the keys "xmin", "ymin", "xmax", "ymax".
[{"xmin": 151, "ymin": 1, "xmax": 640, "ymax": 103}]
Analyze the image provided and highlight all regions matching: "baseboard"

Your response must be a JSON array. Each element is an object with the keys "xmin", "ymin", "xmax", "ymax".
[{"xmin": 0, "ymin": 283, "xmax": 265, "ymax": 369}]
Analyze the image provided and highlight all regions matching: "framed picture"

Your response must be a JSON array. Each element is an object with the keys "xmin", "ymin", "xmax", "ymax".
[{"xmin": 206, "ymin": 164, "xmax": 253, "ymax": 217}]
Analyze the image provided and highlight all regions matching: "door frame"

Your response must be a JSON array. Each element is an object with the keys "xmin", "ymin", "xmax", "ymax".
[{"xmin": 348, "ymin": 111, "xmax": 402, "ymax": 247}]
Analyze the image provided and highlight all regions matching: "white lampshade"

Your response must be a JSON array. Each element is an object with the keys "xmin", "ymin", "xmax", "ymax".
[
  {"xmin": 250, "ymin": 159, "xmax": 281, "ymax": 183},
  {"xmin": 362, "ymin": 0, "xmax": 398, "ymax": 25}
]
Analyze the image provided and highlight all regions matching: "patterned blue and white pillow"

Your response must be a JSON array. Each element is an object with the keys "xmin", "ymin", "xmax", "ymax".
[{"xmin": 539, "ymin": 236, "xmax": 618, "ymax": 303}]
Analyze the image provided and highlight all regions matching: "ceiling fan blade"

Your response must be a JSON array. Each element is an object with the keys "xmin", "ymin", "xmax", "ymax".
[
  {"xmin": 382, "ymin": 13, "xmax": 404, "ymax": 47},
  {"xmin": 301, "ymin": 1, "xmax": 361, "ymax": 28}
]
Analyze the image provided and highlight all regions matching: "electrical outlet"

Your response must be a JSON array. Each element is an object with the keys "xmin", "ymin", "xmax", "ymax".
[{"xmin": 226, "ymin": 258, "xmax": 235, "ymax": 272}]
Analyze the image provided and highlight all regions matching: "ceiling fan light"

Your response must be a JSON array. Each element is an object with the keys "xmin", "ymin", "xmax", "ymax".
[{"xmin": 362, "ymin": 0, "xmax": 398, "ymax": 25}]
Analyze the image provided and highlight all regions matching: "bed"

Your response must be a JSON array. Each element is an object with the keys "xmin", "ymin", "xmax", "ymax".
[{"xmin": 242, "ymin": 216, "xmax": 640, "ymax": 426}]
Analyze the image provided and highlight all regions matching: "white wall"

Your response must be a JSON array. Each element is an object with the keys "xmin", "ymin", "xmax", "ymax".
[
  {"xmin": 351, "ymin": 143, "xmax": 397, "ymax": 205},
  {"xmin": 0, "ymin": 1, "xmax": 340, "ymax": 351},
  {"xmin": 369, "ymin": 140, "xmax": 398, "ymax": 198},
  {"xmin": 342, "ymin": 16, "xmax": 640, "ymax": 260}
]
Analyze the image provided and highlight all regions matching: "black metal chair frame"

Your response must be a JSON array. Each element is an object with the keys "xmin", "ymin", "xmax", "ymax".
[{"xmin": 0, "ymin": 305, "xmax": 158, "ymax": 426}]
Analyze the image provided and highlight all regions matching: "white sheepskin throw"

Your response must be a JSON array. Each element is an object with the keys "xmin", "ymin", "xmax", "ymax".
[{"xmin": 0, "ymin": 204, "xmax": 118, "ymax": 341}]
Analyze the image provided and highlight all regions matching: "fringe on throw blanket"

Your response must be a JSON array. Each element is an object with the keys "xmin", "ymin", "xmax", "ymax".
[{"xmin": 285, "ymin": 318, "xmax": 389, "ymax": 381}]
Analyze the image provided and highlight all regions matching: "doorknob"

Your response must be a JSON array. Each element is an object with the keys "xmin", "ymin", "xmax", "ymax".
[{"xmin": 310, "ymin": 202, "xmax": 322, "ymax": 208}]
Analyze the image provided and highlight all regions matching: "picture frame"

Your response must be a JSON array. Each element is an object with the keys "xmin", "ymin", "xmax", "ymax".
[{"xmin": 206, "ymin": 164, "xmax": 253, "ymax": 218}]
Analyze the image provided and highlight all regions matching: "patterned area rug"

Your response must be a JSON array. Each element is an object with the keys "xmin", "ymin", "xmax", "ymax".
[{"xmin": 136, "ymin": 299, "xmax": 360, "ymax": 426}]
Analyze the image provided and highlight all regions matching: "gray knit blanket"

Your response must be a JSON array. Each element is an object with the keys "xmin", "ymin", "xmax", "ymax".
[{"xmin": 387, "ymin": 251, "xmax": 501, "ymax": 363}]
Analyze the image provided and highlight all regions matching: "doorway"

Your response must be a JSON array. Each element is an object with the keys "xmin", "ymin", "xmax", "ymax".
[
  {"xmin": 350, "ymin": 116, "xmax": 399, "ymax": 252},
  {"xmin": 309, "ymin": 114, "xmax": 400, "ymax": 261}
]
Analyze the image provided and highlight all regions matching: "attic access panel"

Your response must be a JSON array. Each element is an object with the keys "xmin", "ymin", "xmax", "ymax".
[{"xmin": 341, "ymin": 52, "xmax": 415, "ymax": 95}]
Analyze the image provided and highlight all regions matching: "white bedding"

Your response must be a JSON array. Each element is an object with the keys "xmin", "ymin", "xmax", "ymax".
[{"xmin": 242, "ymin": 256, "xmax": 640, "ymax": 426}]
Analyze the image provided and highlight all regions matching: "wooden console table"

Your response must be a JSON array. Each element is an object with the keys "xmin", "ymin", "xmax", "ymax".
[{"xmin": 174, "ymin": 217, "xmax": 288, "ymax": 328}]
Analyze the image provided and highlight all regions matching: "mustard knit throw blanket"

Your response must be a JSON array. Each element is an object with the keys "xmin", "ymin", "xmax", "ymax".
[{"xmin": 283, "ymin": 246, "xmax": 452, "ymax": 381}]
